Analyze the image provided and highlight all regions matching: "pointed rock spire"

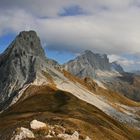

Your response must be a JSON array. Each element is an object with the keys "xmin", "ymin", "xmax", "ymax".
[{"xmin": 0, "ymin": 31, "xmax": 46, "ymax": 110}]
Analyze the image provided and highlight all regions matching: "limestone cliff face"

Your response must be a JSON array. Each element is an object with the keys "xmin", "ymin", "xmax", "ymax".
[
  {"xmin": 0, "ymin": 31, "xmax": 46, "ymax": 110},
  {"xmin": 63, "ymin": 50, "xmax": 111, "ymax": 78}
]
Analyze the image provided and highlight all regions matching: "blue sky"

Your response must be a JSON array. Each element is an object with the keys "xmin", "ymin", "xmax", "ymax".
[
  {"xmin": 1, "ymin": 0, "xmax": 140, "ymax": 71},
  {"xmin": 59, "ymin": 5, "xmax": 87, "ymax": 16},
  {"xmin": 45, "ymin": 49, "xmax": 76, "ymax": 64},
  {"xmin": 0, "ymin": 33, "xmax": 75, "ymax": 64},
  {"xmin": 0, "ymin": 34, "xmax": 16, "ymax": 53}
]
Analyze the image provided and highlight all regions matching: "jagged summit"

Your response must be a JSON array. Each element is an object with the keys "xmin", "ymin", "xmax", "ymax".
[
  {"xmin": 81, "ymin": 50, "xmax": 107, "ymax": 58},
  {"xmin": 81, "ymin": 50, "xmax": 110, "ymax": 68},
  {"xmin": 64, "ymin": 50, "xmax": 111, "ymax": 78},
  {"xmin": 80, "ymin": 50, "xmax": 93, "ymax": 55},
  {"xmin": 0, "ymin": 30, "xmax": 47, "ymax": 110},
  {"xmin": 2, "ymin": 30, "xmax": 46, "ymax": 59}
]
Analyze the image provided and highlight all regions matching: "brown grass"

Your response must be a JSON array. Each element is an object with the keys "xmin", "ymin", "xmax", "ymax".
[
  {"xmin": 0, "ymin": 85, "xmax": 140, "ymax": 140},
  {"xmin": 62, "ymin": 69, "xmax": 140, "ymax": 107}
]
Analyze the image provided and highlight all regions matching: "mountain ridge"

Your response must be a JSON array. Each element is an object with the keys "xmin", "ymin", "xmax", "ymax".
[{"xmin": 0, "ymin": 30, "xmax": 140, "ymax": 140}]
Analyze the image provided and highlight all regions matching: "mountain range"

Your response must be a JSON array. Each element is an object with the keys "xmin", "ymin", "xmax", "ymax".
[
  {"xmin": 64, "ymin": 51, "xmax": 140, "ymax": 102},
  {"xmin": 0, "ymin": 31, "xmax": 140, "ymax": 140}
]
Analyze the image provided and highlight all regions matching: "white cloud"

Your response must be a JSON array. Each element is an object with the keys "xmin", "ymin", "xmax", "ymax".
[
  {"xmin": 0, "ymin": 0, "xmax": 135, "ymax": 17},
  {"xmin": 1, "ymin": 0, "xmax": 140, "ymax": 70},
  {"xmin": 0, "ymin": 9, "xmax": 35, "ymax": 35},
  {"xmin": 109, "ymin": 54, "xmax": 135, "ymax": 66},
  {"xmin": 108, "ymin": 54, "xmax": 140, "ymax": 71}
]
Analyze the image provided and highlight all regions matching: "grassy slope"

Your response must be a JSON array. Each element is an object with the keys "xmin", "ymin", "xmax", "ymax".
[
  {"xmin": 62, "ymin": 70, "xmax": 140, "ymax": 107},
  {"xmin": 0, "ymin": 85, "xmax": 140, "ymax": 140}
]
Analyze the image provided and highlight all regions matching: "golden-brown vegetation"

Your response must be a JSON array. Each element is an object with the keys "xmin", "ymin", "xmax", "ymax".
[{"xmin": 0, "ymin": 85, "xmax": 140, "ymax": 140}]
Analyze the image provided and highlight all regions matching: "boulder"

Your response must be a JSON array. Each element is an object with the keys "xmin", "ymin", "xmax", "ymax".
[
  {"xmin": 58, "ymin": 131, "xmax": 79, "ymax": 140},
  {"xmin": 11, "ymin": 127, "xmax": 34, "ymax": 140},
  {"xmin": 85, "ymin": 136, "xmax": 91, "ymax": 140},
  {"xmin": 30, "ymin": 120, "xmax": 47, "ymax": 130}
]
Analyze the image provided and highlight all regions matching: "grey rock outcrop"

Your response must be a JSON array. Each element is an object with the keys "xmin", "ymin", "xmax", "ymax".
[
  {"xmin": 11, "ymin": 127, "xmax": 35, "ymax": 140},
  {"xmin": 0, "ymin": 31, "xmax": 46, "ymax": 110},
  {"xmin": 63, "ymin": 50, "xmax": 111, "ymax": 78}
]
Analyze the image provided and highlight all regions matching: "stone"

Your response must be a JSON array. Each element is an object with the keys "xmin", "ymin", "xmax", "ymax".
[
  {"xmin": 30, "ymin": 120, "xmax": 47, "ymax": 130},
  {"xmin": 85, "ymin": 136, "xmax": 91, "ymax": 140},
  {"xmin": 57, "ymin": 131, "xmax": 79, "ymax": 140},
  {"xmin": 11, "ymin": 127, "xmax": 35, "ymax": 140},
  {"xmin": 53, "ymin": 125, "xmax": 66, "ymax": 135}
]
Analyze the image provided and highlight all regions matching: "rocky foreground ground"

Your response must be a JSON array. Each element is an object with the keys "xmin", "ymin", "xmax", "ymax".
[{"xmin": 11, "ymin": 120, "xmax": 91, "ymax": 140}]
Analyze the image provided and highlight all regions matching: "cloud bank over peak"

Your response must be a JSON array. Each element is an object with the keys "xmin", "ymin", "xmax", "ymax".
[{"xmin": 0, "ymin": 0, "xmax": 140, "ymax": 71}]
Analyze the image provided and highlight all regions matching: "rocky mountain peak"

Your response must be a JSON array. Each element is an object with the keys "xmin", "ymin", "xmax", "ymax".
[
  {"xmin": 64, "ymin": 50, "xmax": 111, "ymax": 78},
  {"xmin": 81, "ymin": 50, "xmax": 94, "ymax": 55},
  {"xmin": 2, "ymin": 30, "xmax": 46, "ymax": 60},
  {"xmin": 81, "ymin": 50, "xmax": 107, "ymax": 57},
  {"xmin": 80, "ymin": 50, "xmax": 109, "ymax": 67},
  {"xmin": 0, "ymin": 30, "xmax": 46, "ymax": 110}
]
